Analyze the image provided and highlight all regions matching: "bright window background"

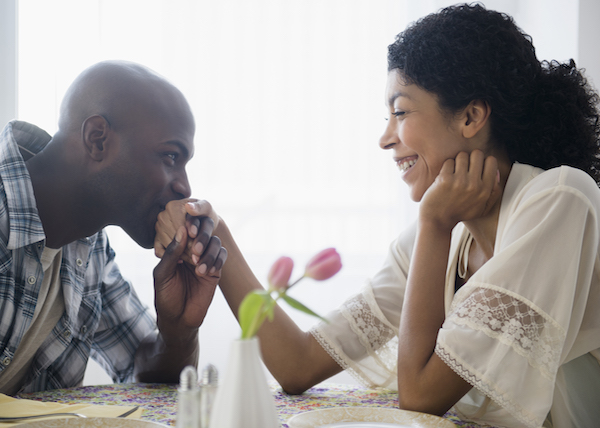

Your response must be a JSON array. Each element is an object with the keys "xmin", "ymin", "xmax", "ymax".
[{"xmin": 15, "ymin": 0, "xmax": 582, "ymax": 385}]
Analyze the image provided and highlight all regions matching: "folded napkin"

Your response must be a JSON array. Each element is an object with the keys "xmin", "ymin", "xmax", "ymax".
[{"xmin": 0, "ymin": 393, "xmax": 143, "ymax": 427}]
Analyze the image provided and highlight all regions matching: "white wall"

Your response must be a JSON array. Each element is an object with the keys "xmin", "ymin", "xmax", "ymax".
[
  {"xmin": 579, "ymin": 0, "xmax": 600, "ymax": 89},
  {"xmin": 0, "ymin": 0, "xmax": 17, "ymax": 126},
  {"xmin": 2, "ymin": 0, "xmax": 599, "ymax": 387}
]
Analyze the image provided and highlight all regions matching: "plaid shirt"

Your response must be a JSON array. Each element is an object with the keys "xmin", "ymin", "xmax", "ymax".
[{"xmin": 0, "ymin": 121, "xmax": 156, "ymax": 393}]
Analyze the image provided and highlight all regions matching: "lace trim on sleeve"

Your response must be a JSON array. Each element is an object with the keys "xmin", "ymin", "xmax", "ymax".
[
  {"xmin": 310, "ymin": 326, "xmax": 376, "ymax": 388},
  {"xmin": 341, "ymin": 286, "xmax": 398, "ymax": 352},
  {"xmin": 310, "ymin": 284, "xmax": 399, "ymax": 388},
  {"xmin": 448, "ymin": 284, "xmax": 565, "ymax": 380},
  {"xmin": 436, "ymin": 343, "xmax": 540, "ymax": 428}
]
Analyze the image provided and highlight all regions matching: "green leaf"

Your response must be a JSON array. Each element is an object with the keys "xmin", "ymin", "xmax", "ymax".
[
  {"xmin": 281, "ymin": 294, "xmax": 328, "ymax": 323},
  {"xmin": 254, "ymin": 289, "xmax": 272, "ymax": 298},
  {"xmin": 238, "ymin": 292, "xmax": 266, "ymax": 339},
  {"xmin": 238, "ymin": 290, "xmax": 277, "ymax": 339},
  {"xmin": 264, "ymin": 297, "xmax": 276, "ymax": 322}
]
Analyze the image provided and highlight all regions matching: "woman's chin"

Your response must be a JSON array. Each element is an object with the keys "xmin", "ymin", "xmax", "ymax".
[{"xmin": 408, "ymin": 191, "xmax": 424, "ymax": 203}]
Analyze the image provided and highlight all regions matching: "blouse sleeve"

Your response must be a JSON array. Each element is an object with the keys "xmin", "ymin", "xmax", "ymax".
[
  {"xmin": 310, "ymin": 222, "xmax": 417, "ymax": 389},
  {"xmin": 435, "ymin": 166, "xmax": 600, "ymax": 428}
]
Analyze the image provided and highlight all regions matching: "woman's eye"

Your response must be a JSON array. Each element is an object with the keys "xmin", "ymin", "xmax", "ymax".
[{"xmin": 385, "ymin": 110, "xmax": 406, "ymax": 120}]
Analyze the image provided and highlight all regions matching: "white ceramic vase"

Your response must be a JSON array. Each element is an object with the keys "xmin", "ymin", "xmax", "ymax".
[{"xmin": 208, "ymin": 337, "xmax": 280, "ymax": 428}]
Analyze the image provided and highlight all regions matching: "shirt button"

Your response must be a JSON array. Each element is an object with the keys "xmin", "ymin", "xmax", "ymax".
[
  {"xmin": 2, "ymin": 357, "xmax": 11, "ymax": 366},
  {"xmin": 80, "ymin": 325, "xmax": 87, "ymax": 334},
  {"xmin": 27, "ymin": 276, "xmax": 36, "ymax": 285},
  {"xmin": 76, "ymin": 258, "xmax": 83, "ymax": 267},
  {"xmin": 62, "ymin": 330, "xmax": 71, "ymax": 339}
]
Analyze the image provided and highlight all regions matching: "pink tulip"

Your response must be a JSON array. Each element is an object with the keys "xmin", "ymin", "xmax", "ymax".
[
  {"xmin": 268, "ymin": 256, "xmax": 294, "ymax": 290},
  {"xmin": 304, "ymin": 248, "xmax": 342, "ymax": 281}
]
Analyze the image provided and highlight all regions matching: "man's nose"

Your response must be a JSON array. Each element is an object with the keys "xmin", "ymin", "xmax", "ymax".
[{"xmin": 173, "ymin": 171, "xmax": 192, "ymax": 199}]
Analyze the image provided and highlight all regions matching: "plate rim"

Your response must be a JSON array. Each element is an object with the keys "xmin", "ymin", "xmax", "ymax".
[
  {"xmin": 287, "ymin": 406, "xmax": 456, "ymax": 428},
  {"xmin": 12, "ymin": 417, "xmax": 168, "ymax": 428}
]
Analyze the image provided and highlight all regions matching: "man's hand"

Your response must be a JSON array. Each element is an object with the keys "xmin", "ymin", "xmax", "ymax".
[
  {"xmin": 419, "ymin": 150, "xmax": 502, "ymax": 232},
  {"xmin": 153, "ymin": 226, "xmax": 226, "ymax": 339},
  {"xmin": 135, "ymin": 226, "xmax": 226, "ymax": 382}
]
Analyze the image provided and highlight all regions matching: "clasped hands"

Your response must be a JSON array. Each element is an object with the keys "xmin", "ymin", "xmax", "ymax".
[
  {"xmin": 155, "ymin": 198, "xmax": 226, "ymax": 274},
  {"xmin": 151, "ymin": 199, "xmax": 227, "ymax": 336}
]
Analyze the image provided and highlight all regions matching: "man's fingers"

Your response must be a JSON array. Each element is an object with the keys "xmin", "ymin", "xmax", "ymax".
[
  {"xmin": 192, "ymin": 217, "xmax": 215, "ymax": 257},
  {"xmin": 211, "ymin": 247, "xmax": 228, "ymax": 274},
  {"xmin": 155, "ymin": 227, "xmax": 187, "ymax": 279},
  {"xmin": 186, "ymin": 215, "xmax": 201, "ymax": 239},
  {"xmin": 195, "ymin": 236, "xmax": 227, "ymax": 276}
]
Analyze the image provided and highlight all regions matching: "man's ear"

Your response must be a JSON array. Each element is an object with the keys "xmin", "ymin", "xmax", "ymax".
[
  {"xmin": 82, "ymin": 115, "xmax": 111, "ymax": 161},
  {"xmin": 461, "ymin": 99, "xmax": 491, "ymax": 139}
]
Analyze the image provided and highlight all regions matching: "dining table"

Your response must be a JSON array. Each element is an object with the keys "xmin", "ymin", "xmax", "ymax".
[{"xmin": 15, "ymin": 382, "xmax": 495, "ymax": 428}]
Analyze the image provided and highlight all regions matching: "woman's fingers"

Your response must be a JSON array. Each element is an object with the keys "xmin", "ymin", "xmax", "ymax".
[
  {"xmin": 422, "ymin": 150, "xmax": 501, "ymax": 228},
  {"xmin": 154, "ymin": 198, "xmax": 196, "ymax": 257},
  {"xmin": 185, "ymin": 200, "xmax": 220, "ymax": 229}
]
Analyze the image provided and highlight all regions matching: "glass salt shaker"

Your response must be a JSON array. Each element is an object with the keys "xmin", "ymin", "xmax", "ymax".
[
  {"xmin": 176, "ymin": 366, "xmax": 200, "ymax": 428},
  {"xmin": 199, "ymin": 364, "xmax": 218, "ymax": 428}
]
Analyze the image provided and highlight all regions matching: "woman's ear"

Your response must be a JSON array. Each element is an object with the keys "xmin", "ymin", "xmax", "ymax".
[
  {"xmin": 82, "ymin": 115, "xmax": 111, "ymax": 161},
  {"xmin": 462, "ymin": 99, "xmax": 491, "ymax": 139}
]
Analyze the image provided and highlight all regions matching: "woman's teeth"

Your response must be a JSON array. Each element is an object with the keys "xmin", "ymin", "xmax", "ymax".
[{"xmin": 397, "ymin": 158, "xmax": 416, "ymax": 173}]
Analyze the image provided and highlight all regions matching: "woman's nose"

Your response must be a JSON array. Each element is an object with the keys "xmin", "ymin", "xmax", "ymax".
[{"xmin": 379, "ymin": 120, "xmax": 398, "ymax": 150}]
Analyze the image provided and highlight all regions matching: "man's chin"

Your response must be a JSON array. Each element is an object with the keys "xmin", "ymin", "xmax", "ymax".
[{"xmin": 123, "ymin": 228, "xmax": 155, "ymax": 249}]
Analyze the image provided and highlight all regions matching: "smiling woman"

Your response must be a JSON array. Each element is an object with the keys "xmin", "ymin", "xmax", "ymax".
[{"xmin": 9, "ymin": 0, "xmax": 599, "ymax": 391}]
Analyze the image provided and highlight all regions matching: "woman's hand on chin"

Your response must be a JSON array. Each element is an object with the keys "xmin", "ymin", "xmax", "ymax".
[{"xmin": 419, "ymin": 150, "xmax": 502, "ymax": 232}]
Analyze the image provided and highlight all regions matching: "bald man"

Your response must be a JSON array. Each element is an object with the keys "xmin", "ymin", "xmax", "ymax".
[{"xmin": 0, "ymin": 61, "xmax": 226, "ymax": 394}]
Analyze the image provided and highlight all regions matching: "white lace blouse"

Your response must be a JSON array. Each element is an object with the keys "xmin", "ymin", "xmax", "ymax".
[{"xmin": 311, "ymin": 163, "xmax": 600, "ymax": 428}]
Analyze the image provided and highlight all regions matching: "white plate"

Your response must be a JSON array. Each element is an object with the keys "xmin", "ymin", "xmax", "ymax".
[
  {"xmin": 12, "ymin": 418, "xmax": 168, "ymax": 428},
  {"xmin": 323, "ymin": 423, "xmax": 413, "ymax": 428},
  {"xmin": 287, "ymin": 407, "xmax": 456, "ymax": 428}
]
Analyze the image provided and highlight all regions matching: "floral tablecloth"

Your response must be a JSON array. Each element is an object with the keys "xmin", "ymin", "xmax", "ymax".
[{"xmin": 18, "ymin": 382, "xmax": 492, "ymax": 427}]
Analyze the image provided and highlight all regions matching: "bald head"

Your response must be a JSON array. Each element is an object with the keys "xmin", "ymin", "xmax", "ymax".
[
  {"xmin": 30, "ymin": 60, "xmax": 196, "ymax": 248},
  {"xmin": 58, "ymin": 60, "xmax": 194, "ymax": 136}
]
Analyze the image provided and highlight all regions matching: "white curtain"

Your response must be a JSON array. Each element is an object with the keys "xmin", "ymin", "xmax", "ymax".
[{"xmin": 16, "ymin": 0, "xmax": 582, "ymax": 385}]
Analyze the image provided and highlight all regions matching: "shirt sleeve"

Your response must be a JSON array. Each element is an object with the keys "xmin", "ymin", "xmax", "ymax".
[
  {"xmin": 435, "ymin": 166, "xmax": 600, "ymax": 428},
  {"xmin": 90, "ymin": 239, "xmax": 156, "ymax": 383},
  {"xmin": 310, "ymin": 222, "xmax": 417, "ymax": 389}
]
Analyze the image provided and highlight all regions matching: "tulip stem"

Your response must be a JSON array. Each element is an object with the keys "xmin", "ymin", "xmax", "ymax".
[{"xmin": 286, "ymin": 275, "xmax": 305, "ymax": 290}]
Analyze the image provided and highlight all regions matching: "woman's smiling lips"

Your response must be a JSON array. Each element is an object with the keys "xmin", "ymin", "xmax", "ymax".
[{"xmin": 395, "ymin": 155, "xmax": 418, "ymax": 173}]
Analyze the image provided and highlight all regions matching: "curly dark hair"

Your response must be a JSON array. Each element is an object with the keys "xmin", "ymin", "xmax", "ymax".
[{"xmin": 387, "ymin": 3, "xmax": 600, "ymax": 184}]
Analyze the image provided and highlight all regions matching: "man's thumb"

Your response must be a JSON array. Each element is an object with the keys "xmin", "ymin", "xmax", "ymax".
[{"xmin": 154, "ymin": 227, "xmax": 186, "ymax": 279}]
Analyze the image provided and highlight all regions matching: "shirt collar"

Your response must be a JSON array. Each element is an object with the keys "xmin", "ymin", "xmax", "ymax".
[{"xmin": 0, "ymin": 120, "xmax": 51, "ymax": 249}]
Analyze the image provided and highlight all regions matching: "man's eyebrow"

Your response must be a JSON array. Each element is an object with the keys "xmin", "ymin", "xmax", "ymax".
[{"xmin": 164, "ymin": 140, "xmax": 192, "ymax": 159}]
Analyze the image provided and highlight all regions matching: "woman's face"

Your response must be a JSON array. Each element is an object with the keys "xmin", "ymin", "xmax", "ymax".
[{"xmin": 379, "ymin": 69, "xmax": 476, "ymax": 202}]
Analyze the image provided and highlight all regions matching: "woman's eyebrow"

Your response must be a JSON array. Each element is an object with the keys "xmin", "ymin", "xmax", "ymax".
[{"xmin": 388, "ymin": 91, "xmax": 411, "ymax": 106}]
